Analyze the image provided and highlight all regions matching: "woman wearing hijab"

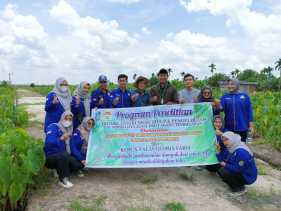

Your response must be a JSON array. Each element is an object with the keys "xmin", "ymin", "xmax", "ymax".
[
  {"xmin": 220, "ymin": 79, "xmax": 254, "ymax": 142},
  {"xmin": 216, "ymin": 131, "xmax": 258, "ymax": 195},
  {"xmin": 71, "ymin": 82, "xmax": 91, "ymax": 129},
  {"xmin": 44, "ymin": 111, "xmax": 84, "ymax": 188},
  {"xmin": 206, "ymin": 116, "xmax": 228, "ymax": 172},
  {"xmin": 70, "ymin": 117, "xmax": 94, "ymax": 176},
  {"xmin": 44, "ymin": 77, "xmax": 72, "ymax": 133},
  {"xmin": 197, "ymin": 86, "xmax": 221, "ymax": 115}
]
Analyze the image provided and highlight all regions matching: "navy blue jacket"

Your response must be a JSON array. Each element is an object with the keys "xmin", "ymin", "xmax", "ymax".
[
  {"xmin": 132, "ymin": 90, "xmax": 150, "ymax": 107},
  {"xmin": 217, "ymin": 148, "xmax": 257, "ymax": 184},
  {"xmin": 220, "ymin": 92, "xmax": 253, "ymax": 132},
  {"xmin": 44, "ymin": 124, "xmax": 66, "ymax": 157},
  {"xmin": 70, "ymin": 129, "xmax": 87, "ymax": 161},
  {"xmin": 71, "ymin": 96, "xmax": 86, "ymax": 129},
  {"xmin": 90, "ymin": 88, "xmax": 113, "ymax": 109},
  {"xmin": 44, "ymin": 92, "xmax": 65, "ymax": 133},
  {"xmin": 111, "ymin": 88, "xmax": 132, "ymax": 108}
]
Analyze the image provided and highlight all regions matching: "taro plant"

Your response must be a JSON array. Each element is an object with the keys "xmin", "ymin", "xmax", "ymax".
[
  {"xmin": 0, "ymin": 85, "xmax": 45, "ymax": 210},
  {"xmin": 0, "ymin": 129, "xmax": 45, "ymax": 211}
]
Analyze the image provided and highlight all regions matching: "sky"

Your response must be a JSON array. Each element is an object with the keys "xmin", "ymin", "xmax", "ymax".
[{"xmin": 0, "ymin": 0, "xmax": 280, "ymax": 84}]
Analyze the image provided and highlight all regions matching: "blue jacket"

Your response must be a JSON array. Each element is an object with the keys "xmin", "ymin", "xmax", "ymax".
[
  {"xmin": 216, "ymin": 148, "xmax": 257, "ymax": 184},
  {"xmin": 70, "ymin": 129, "xmax": 87, "ymax": 161},
  {"xmin": 90, "ymin": 88, "xmax": 113, "ymax": 109},
  {"xmin": 111, "ymin": 88, "xmax": 132, "ymax": 108},
  {"xmin": 132, "ymin": 90, "xmax": 150, "ymax": 107},
  {"xmin": 44, "ymin": 123, "xmax": 66, "ymax": 157},
  {"xmin": 220, "ymin": 92, "xmax": 254, "ymax": 132},
  {"xmin": 71, "ymin": 96, "xmax": 86, "ymax": 129},
  {"xmin": 44, "ymin": 92, "xmax": 65, "ymax": 133}
]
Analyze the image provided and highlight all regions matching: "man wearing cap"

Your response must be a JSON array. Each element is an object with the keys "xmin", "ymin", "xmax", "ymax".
[
  {"xmin": 111, "ymin": 74, "xmax": 132, "ymax": 108},
  {"xmin": 149, "ymin": 68, "xmax": 179, "ymax": 105},
  {"xmin": 90, "ymin": 75, "xmax": 113, "ymax": 110}
]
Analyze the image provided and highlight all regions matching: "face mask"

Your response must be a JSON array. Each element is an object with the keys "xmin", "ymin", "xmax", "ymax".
[
  {"xmin": 60, "ymin": 86, "xmax": 68, "ymax": 92},
  {"xmin": 86, "ymin": 126, "xmax": 93, "ymax": 131},
  {"xmin": 62, "ymin": 120, "xmax": 72, "ymax": 128}
]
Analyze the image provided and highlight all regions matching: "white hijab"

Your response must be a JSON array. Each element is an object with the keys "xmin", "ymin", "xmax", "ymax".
[
  {"xmin": 56, "ymin": 111, "xmax": 73, "ymax": 154},
  {"xmin": 52, "ymin": 77, "xmax": 72, "ymax": 111},
  {"xmin": 78, "ymin": 117, "xmax": 94, "ymax": 154},
  {"xmin": 73, "ymin": 81, "xmax": 91, "ymax": 116},
  {"xmin": 222, "ymin": 131, "xmax": 253, "ymax": 156}
]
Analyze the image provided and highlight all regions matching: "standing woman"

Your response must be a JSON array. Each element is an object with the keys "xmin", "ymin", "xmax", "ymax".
[
  {"xmin": 71, "ymin": 82, "xmax": 91, "ymax": 129},
  {"xmin": 131, "ymin": 76, "xmax": 150, "ymax": 107},
  {"xmin": 197, "ymin": 86, "xmax": 221, "ymax": 115},
  {"xmin": 220, "ymin": 79, "xmax": 254, "ymax": 142},
  {"xmin": 70, "ymin": 117, "xmax": 95, "ymax": 176},
  {"xmin": 44, "ymin": 111, "xmax": 84, "ymax": 188},
  {"xmin": 44, "ymin": 77, "xmax": 72, "ymax": 133}
]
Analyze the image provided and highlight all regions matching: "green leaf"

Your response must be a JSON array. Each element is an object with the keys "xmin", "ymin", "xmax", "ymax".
[{"xmin": 8, "ymin": 182, "xmax": 25, "ymax": 203}]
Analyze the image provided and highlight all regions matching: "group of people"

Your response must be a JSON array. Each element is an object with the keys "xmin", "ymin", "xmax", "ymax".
[{"xmin": 43, "ymin": 68, "xmax": 257, "ymax": 195}]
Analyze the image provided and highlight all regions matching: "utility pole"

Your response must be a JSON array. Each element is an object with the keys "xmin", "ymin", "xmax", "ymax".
[{"xmin": 8, "ymin": 72, "xmax": 13, "ymax": 84}]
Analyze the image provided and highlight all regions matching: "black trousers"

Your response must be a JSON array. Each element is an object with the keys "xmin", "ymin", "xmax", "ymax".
[
  {"xmin": 217, "ymin": 168, "xmax": 247, "ymax": 191},
  {"xmin": 45, "ymin": 152, "xmax": 84, "ymax": 180},
  {"xmin": 206, "ymin": 164, "xmax": 221, "ymax": 172},
  {"xmin": 232, "ymin": 130, "xmax": 248, "ymax": 142}
]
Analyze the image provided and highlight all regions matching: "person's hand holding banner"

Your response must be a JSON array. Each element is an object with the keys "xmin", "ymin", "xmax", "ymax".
[
  {"xmin": 98, "ymin": 97, "xmax": 104, "ymax": 105},
  {"xmin": 216, "ymin": 144, "xmax": 221, "ymax": 153},
  {"xmin": 131, "ymin": 93, "xmax": 139, "ymax": 102}
]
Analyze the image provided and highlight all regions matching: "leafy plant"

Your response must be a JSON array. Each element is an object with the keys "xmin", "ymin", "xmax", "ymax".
[
  {"xmin": 164, "ymin": 202, "xmax": 186, "ymax": 211},
  {"xmin": 252, "ymin": 92, "xmax": 281, "ymax": 151},
  {"xmin": 0, "ymin": 85, "xmax": 45, "ymax": 211},
  {"xmin": 0, "ymin": 129, "xmax": 45, "ymax": 210},
  {"xmin": 70, "ymin": 195, "xmax": 107, "ymax": 211}
]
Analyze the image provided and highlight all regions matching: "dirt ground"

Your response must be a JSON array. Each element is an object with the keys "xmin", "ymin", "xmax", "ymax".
[{"xmin": 17, "ymin": 89, "xmax": 281, "ymax": 211}]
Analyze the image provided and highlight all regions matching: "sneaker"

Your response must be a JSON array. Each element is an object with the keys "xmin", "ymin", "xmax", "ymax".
[
  {"xmin": 58, "ymin": 178, "xmax": 73, "ymax": 189},
  {"xmin": 228, "ymin": 187, "xmax": 247, "ymax": 197},
  {"xmin": 77, "ymin": 170, "xmax": 85, "ymax": 178}
]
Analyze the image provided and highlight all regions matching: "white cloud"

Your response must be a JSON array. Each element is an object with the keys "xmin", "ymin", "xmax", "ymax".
[
  {"xmin": 46, "ymin": 0, "xmax": 141, "ymax": 83},
  {"xmin": 1, "ymin": 0, "xmax": 280, "ymax": 83},
  {"xmin": 179, "ymin": 0, "xmax": 281, "ymax": 74},
  {"xmin": 156, "ymin": 30, "xmax": 245, "ymax": 76},
  {"xmin": 50, "ymin": 0, "xmax": 137, "ymax": 49},
  {"xmin": 0, "ymin": 4, "xmax": 55, "ymax": 83},
  {"xmin": 179, "ymin": 0, "xmax": 252, "ymax": 16}
]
